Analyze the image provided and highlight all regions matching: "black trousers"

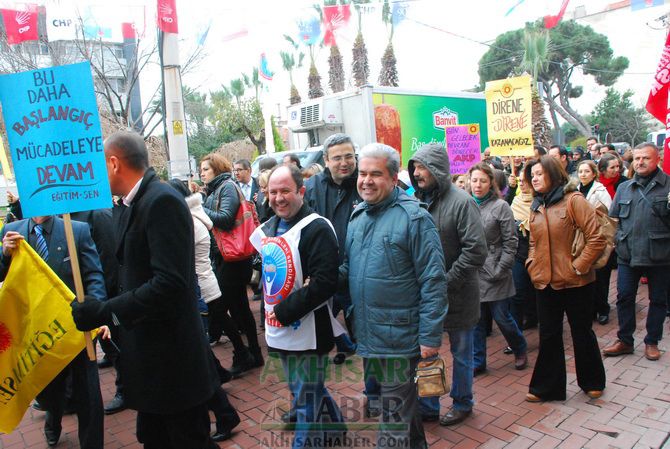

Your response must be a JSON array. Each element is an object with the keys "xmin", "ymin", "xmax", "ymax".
[
  {"xmin": 136, "ymin": 401, "xmax": 218, "ymax": 449},
  {"xmin": 99, "ymin": 325, "xmax": 124, "ymax": 395},
  {"xmin": 207, "ymin": 294, "xmax": 247, "ymax": 354},
  {"xmin": 529, "ymin": 283, "xmax": 606, "ymax": 400},
  {"xmin": 37, "ymin": 350, "xmax": 104, "ymax": 449},
  {"xmin": 593, "ymin": 252, "xmax": 616, "ymax": 316},
  {"xmin": 215, "ymin": 258, "xmax": 259, "ymax": 351}
]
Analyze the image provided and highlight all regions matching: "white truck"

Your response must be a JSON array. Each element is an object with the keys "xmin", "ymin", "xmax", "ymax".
[{"xmin": 286, "ymin": 85, "xmax": 488, "ymax": 167}]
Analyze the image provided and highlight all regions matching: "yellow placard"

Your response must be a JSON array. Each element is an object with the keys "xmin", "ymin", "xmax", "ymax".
[
  {"xmin": 485, "ymin": 75, "xmax": 535, "ymax": 157},
  {"xmin": 0, "ymin": 241, "xmax": 84, "ymax": 434}
]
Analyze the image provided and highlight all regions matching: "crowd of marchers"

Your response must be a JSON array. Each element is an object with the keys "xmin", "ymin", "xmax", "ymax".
[{"xmin": 2, "ymin": 131, "xmax": 669, "ymax": 449}]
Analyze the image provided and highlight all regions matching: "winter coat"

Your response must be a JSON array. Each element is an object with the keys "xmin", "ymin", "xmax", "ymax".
[
  {"xmin": 408, "ymin": 145, "xmax": 487, "ymax": 331},
  {"xmin": 583, "ymin": 181, "xmax": 612, "ymax": 210},
  {"xmin": 186, "ymin": 193, "xmax": 221, "ymax": 303},
  {"xmin": 610, "ymin": 168, "xmax": 670, "ymax": 267},
  {"xmin": 304, "ymin": 168, "xmax": 362, "ymax": 262},
  {"xmin": 341, "ymin": 187, "xmax": 447, "ymax": 358},
  {"xmin": 476, "ymin": 195, "xmax": 518, "ymax": 302},
  {"xmin": 527, "ymin": 181, "xmax": 606, "ymax": 290},
  {"xmin": 202, "ymin": 172, "xmax": 243, "ymax": 265}
]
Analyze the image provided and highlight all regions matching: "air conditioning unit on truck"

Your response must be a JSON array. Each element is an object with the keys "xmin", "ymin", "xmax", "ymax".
[{"xmin": 286, "ymin": 85, "xmax": 488, "ymax": 167}]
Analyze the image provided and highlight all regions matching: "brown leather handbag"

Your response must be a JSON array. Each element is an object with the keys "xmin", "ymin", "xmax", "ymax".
[{"xmin": 415, "ymin": 358, "xmax": 450, "ymax": 397}]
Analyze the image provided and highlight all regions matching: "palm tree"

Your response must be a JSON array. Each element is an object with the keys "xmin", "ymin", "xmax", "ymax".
[
  {"xmin": 328, "ymin": 44, "xmax": 345, "ymax": 92},
  {"xmin": 352, "ymin": 0, "xmax": 370, "ymax": 87},
  {"xmin": 520, "ymin": 29, "xmax": 552, "ymax": 146},
  {"xmin": 229, "ymin": 78, "xmax": 245, "ymax": 108},
  {"xmin": 281, "ymin": 36, "xmax": 305, "ymax": 104},
  {"xmin": 307, "ymin": 4, "xmax": 325, "ymax": 99},
  {"xmin": 378, "ymin": 0, "xmax": 398, "ymax": 87}
]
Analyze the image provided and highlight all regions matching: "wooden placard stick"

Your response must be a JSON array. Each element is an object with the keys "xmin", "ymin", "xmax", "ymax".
[{"xmin": 62, "ymin": 213, "xmax": 96, "ymax": 361}]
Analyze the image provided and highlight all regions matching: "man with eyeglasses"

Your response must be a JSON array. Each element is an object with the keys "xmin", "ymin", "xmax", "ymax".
[{"xmin": 233, "ymin": 159, "xmax": 258, "ymax": 202}]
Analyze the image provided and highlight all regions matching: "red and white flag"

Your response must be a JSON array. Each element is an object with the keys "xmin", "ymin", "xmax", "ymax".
[
  {"xmin": 323, "ymin": 4, "xmax": 351, "ymax": 46},
  {"xmin": 544, "ymin": 0, "xmax": 570, "ymax": 29},
  {"xmin": 646, "ymin": 31, "xmax": 670, "ymax": 173},
  {"xmin": 1, "ymin": 5, "xmax": 38, "ymax": 45},
  {"xmin": 157, "ymin": 0, "xmax": 178, "ymax": 33}
]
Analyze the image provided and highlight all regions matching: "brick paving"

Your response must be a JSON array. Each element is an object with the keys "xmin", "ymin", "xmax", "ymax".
[{"xmin": 3, "ymin": 271, "xmax": 670, "ymax": 448}]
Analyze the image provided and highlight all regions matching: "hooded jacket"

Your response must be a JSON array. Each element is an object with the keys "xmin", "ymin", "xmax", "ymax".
[{"xmin": 408, "ymin": 144, "xmax": 487, "ymax": 330}]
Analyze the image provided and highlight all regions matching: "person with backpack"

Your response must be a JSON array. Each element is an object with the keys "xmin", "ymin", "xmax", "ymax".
[{"xmin": 524, "ymin": 156, "xmax": 606, "ymax": 402}]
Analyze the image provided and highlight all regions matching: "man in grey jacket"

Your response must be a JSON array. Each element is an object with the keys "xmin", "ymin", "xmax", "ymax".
[
  {"xmin": 341, "ymin": 143, "xmax": 447, "ymax": 449},
  {"xmin": 408, "ymin": 143, "xmax": 487, "ymax": 426},
  {"xmin": 603, "ymin": 143, "xmax": 670, "ymax": 361}
]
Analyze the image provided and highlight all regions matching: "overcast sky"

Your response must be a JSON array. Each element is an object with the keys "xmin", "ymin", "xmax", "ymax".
[{"xmin": 75, "ymin": 0, "xmax": 670, "ymax": 127}]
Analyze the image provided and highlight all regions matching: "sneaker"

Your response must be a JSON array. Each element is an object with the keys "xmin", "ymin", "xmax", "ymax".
[{"xmin": 514, "ymin": 353, "xmax": 528, "ymax": 370}]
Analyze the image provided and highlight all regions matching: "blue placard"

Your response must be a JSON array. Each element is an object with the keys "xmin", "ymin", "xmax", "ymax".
[{"xmin": 0, "ymin": 61, "xmax": 112, "ymax": 218}]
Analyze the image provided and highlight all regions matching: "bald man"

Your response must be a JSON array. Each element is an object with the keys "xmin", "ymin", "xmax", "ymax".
[{"xmin": 72, "ymin": 131, "xmax": 219, "ymax": 449}]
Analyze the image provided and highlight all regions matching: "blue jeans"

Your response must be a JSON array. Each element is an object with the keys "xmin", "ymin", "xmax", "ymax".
[
  {"xmin": 279, "ymin": 353, "xmax": 344, "ymax": 449},
  {"xmin": 419, "ymin": 327, "xmax": 475, "ymax": 416},
  {"xmin": 616, "ymin": 264, "xmax": 670, "ymax": 346},
  {"xmin": 364, "ymin": 358, "xmax": 381, "ymax": 408},
  {"xmin": 474, "ymin": 299, "xmax": 527, "ymax": 369}
]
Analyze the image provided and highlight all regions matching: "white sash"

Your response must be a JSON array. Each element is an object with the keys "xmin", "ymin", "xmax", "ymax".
[{"xmin": 250, "ymin": 213, "xmax": 347, "ymax": 350}]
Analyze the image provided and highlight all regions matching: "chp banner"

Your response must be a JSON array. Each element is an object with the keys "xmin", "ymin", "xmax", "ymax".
[
  {"xmin": 445, "ymin": 124, "xmax": 482, "ymax": 175},
  {"xmin": 485, "ymin": 74, "xmax": 534, "ymax": 157},
  {"xmin": 0, "ymin": 240, "xmax": 84, "ymax": 433},
  {"xmin": 0, "ymin": 62, "xmax": 112, "ymax": 218},
  {"xmin": 646, "ymin": 31, "xmax": 670, "ymax": 174}
]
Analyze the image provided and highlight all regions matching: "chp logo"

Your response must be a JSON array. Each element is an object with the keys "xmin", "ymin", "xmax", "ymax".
[
  {"xmin": 0, "ymin": 322, "xmax": 11, "ymax": 354},
  {"xmin": 261, "ymin": 237, "xmax": 296, "ymax": 306},
  {"xmin": 433, "ymin": 107, "xmax": 459, "ymax": 131}
]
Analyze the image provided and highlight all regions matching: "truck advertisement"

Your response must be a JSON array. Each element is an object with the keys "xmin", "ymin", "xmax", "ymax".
[{"xmin": 372, "ymin": 90, "xmax": 488, "ymax": 166}]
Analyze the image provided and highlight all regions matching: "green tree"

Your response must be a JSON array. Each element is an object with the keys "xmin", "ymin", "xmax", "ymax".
[
  {"xmin": 591, "ymin": 88, "xmax": 652, "ymax": 145},
  {"xmin": 272, "ymin": 116, "xmax": 286, "ymax": 152},
  {"xmin": 478, "ymin": 20, "xmax": 629, "ymax": 137},
  {"xmin": 210, "ymin": 87, "xmax": 266, "ymax": 153}
]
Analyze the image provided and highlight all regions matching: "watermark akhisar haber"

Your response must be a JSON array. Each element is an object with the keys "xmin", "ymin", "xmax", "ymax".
[
  {"xmin": 259, "ymin": 353, "xmax": 413, "ymax": 385},
  {"xmin": 260, "ymin": 432, "xmax": 410, "ymax": 448}
]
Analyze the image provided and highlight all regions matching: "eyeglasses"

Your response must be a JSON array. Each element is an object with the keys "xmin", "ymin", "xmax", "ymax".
[
  {"xmin": 328, "ymin": 154, "xmax": 355, "ymax": 163},
  {"xmin": 233, "ymin": 168, "xmax": 248, "ymax": 173}
]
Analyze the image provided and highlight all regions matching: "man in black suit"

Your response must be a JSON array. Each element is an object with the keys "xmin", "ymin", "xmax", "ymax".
[
  {"xmin": 1, "ymin": 215, "xmax": 106, "ymax": 448},
  {"xmin": 71, "ymin": 131, "xmax": 218, "ymax": 449},
  {"xmin": 233, "ymin": 158, "xmax": 259, "ymax": 201}
]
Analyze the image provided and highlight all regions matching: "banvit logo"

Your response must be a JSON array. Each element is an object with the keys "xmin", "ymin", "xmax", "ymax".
[{"xmin": 433, "ymin": 107, "xmax": 458, "ymax": 131}]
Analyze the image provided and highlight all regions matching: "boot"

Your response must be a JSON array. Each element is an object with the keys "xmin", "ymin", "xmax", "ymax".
[
  {"xmin": 229, "ymin": 349, "xmax": 255, "ymax": 378},
  {"xmin": 250, "ymin": 347, "xmax": 265, "ymax": 368}
]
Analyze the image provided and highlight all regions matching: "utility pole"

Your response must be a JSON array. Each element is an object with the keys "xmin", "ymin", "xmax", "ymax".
[{"xmin": 159, "ymin": 30, "xmax": 190, "ymax": 179}]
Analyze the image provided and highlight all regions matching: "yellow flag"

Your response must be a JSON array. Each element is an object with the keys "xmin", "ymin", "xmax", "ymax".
[
  {"xmin": 0, "ymin": 240, "xmax": 84, "ymax": 434},
  {"xmin": 485, "ymin": 74, "xmax": 535, "ymax": 157}
]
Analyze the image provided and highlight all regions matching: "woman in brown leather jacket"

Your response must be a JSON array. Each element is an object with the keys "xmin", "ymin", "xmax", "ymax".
[{"xmin": 524, "ymin": 156, "xmax": 607, "ymax": 403}]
